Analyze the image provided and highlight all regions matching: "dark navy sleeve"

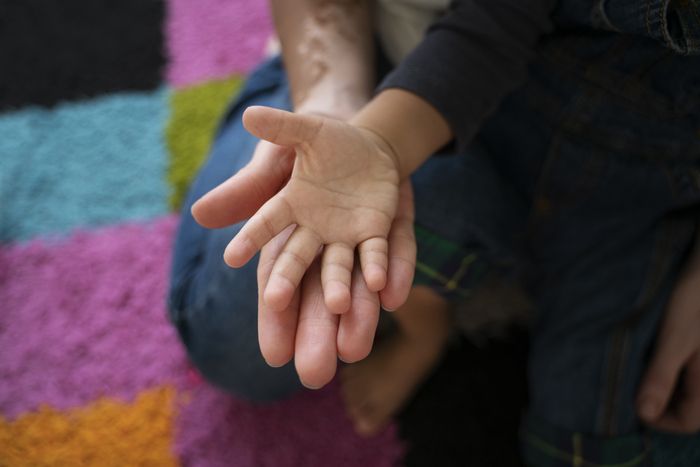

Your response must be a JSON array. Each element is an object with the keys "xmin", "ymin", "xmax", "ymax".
[{"xmin": 378, "ymin": 0, "xmax": 556, "ymax": 150}]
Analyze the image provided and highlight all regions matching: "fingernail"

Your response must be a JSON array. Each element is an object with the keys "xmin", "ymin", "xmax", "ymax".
[
  {"xmin": 640, "ymin": 398, "xmax": 659, "ymax": 420},
  {"xmin": 264, "ymin": 359, "xmax": 284, "ymax": 368}
]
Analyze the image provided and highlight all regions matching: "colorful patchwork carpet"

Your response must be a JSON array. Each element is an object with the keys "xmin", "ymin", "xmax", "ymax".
[
  {"xmin": 0, "ymin": 1, "xmax": 400, "ymax": 465},
  {"xmin": 2, "ymin": 1, "xmax": 699, "ymax": 466}
]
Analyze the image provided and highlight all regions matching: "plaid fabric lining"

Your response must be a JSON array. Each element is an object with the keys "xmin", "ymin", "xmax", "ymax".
[{"xmin": 412, "ymin": 224, "xmax": 491, "ymax": 300}]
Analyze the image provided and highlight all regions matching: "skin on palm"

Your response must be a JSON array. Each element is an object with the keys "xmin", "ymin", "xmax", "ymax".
[
  {"xmin": 191, "ymin": 112, "xmax": 417, "ymax": 390},
  {"xmin": 223, "ymin": 106, "xmax": 401, "ymax": 315}
]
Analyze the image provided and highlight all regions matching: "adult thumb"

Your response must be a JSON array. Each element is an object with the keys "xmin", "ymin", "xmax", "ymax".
[
  {"xmin": 637, "ymin": 348, "xmax": 683, "ymax": 423},
  {"xmin": 243, "ymin": 106, "xmax": 324, "ymax": 147}
]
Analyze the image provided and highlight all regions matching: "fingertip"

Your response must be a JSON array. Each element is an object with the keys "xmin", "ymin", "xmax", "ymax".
[
  {"xmin": 242, "ymin": 105, "xmax": 264, "ymax": 123},
  {"xmin": 263, "ymin": 351, "xmax": 293, "ymax": 368},
  {"xmin": 325, "ymin": 282, "xmax": 351, "ymax": 314},
  {"xmin": 264, "ymin": 278, "xmax": 295, "ymax": 312},
  {"xmin": 364, "ymin": 265, "xmax": 387, "ymax": 292},
  {"xmin": 190, "ymin": 198, "xmax": 203, "ymax": 220},
  {"xmin": 300, "ymin": 380, "xmax": 321, "ymax": 390},
  {"xmin": 379, "ymin": 286, "xmax": 407, "ymax": 312},
  {"xmin": 190, "ymin": 196, "xmax": 215, "ymax": 228},
  {"xmin": 337, "ymin": 342, "xmax": 371, "ymax": 364},
  {"xmin": 296, "ymin": 359, "xmax": 337, "ymax": 390},
  {"xmin": 263, "ymin": 357, "xmax": 288, "ymax": 368},
  {"xmin": 382, "ymin": 258, "xmax": 414, "ymax": 310},
  {"xmin": 223, "ymin": 246, "xmax": 241, "ymax": 268},
  {"xmin": 223, "ymin": 237, "xmax": 253, "ymax": 268}
]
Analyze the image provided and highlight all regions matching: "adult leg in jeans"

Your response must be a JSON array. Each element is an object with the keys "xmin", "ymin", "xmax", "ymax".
[
  {"xmin": 513, "ymin": 134, "xmax": 700, "ymax": 466},
  {"xmin": 168, "ymin": 58, "xmax": 303, "ymax": 402}
]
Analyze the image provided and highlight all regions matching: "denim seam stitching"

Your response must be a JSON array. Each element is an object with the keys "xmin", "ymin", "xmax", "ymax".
[{"xmin": 601, "ymin": 328, "xmax": 632, "ymax": 434}]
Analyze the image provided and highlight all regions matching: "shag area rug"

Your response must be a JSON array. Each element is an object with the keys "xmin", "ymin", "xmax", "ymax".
[
  {"xmin": 1, "ymin": 1, "xmax": 699, "ymax": 466},
  {"xmin": 0, "ymin": 1, "xmax": 399, "ymax": 465}
]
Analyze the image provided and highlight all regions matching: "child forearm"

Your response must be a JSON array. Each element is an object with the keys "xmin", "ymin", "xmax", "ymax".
[{"xmin": 350, "ymin": 88, "xmax": 453, "ymax": 179}]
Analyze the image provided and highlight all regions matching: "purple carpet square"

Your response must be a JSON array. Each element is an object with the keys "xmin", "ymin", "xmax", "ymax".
[
  {"xmin": 0, "ymin": 216, "xmax": 187, "ymax": 418},
  {"xmin": 175, "ymin": 379, "xmax": 404, "ymax": 467},
  {"xmin": 166, "ymin": 0, "xmax": 273, "ymax": 86}
]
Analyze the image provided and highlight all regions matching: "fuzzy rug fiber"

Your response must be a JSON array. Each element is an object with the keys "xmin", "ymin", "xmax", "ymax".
[{"xmin": 0, "ymin": 1, "xmax": 402, "ymax": 465}]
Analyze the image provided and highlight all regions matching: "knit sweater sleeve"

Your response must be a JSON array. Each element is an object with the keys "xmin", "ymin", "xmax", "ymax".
[{"xmin": 377, "ymin": 0, "xmax": 556, "ymax": 150}]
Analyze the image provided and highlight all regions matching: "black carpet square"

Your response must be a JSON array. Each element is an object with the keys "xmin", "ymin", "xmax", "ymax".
[{"xmin": 0, "ymin": 0, "xmax": 165, "ymax": 110}]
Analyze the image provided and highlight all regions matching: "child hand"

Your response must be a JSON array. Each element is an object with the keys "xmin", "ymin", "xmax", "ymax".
[
  {"xmin": 258, "ymin": 181, "xmax": 416, "ymax": 388},
  {"xmin": 226, "ymin": 106, "xmax": 401, "ymax": 314}
]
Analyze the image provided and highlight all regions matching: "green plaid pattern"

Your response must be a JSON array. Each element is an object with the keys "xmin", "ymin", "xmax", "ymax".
[
  {"xmin": 413, "ymin": 224, "xmax": 491, "ymax": 300},
  {"xmin": 521, "ymin": 416, "xmax": 651, "ymax": 467}
]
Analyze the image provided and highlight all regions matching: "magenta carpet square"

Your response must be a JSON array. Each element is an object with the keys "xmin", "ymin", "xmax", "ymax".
[
  {"xmin": 166, "ymin": 0, "xmax": 273, "ymax": 87},
  {"xmin": 176, "ymin": 380, "xmax": 403, "ymax": 467},
  {"xmin": 0, "ymin": 214, "xmax": 405, "ymax": 465},
  {"xmin": 0, "ymin": 216, "xmax": 187, "ymax": 418}
]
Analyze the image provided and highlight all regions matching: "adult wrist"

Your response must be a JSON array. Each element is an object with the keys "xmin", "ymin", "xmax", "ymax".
[{"xmin": 294, "ymin": 79, "xmax": 370, "ymax": 121}]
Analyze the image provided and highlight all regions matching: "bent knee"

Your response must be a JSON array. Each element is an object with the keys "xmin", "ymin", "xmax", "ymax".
[
  {"xmin": 171, "ymin": 304, "xmax": 302, "ymax": 402},
  {"xmin": 191, "ymin": 350, "xmax": 302, "ymax": 402}
]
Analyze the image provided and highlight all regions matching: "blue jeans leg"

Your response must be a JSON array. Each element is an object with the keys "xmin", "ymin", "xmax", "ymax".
[{"xmin": 168, "ymin": 58, "xmax": 303, "ymax": 402}]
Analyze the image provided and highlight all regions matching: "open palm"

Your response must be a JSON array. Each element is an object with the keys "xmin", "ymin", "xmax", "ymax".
[{"xmin": 224, "ymin": 106, "xmax": 401, "ymax": 314}]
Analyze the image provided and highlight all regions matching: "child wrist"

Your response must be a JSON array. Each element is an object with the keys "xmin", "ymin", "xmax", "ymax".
[{"xmin": 352, "ymin": 123, "xmax": 404, "ymax": 178}]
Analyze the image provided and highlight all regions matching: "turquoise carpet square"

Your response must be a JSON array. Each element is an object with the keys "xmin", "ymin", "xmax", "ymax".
[{"xmin": 0, "ymin": 89, "xmax": 170, "ymax": 243}]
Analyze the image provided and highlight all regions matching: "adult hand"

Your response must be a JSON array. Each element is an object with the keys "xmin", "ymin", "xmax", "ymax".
[
  {"xmin": 192, "ymin": 139, "xmax": 296, "ymax": 230},
  {"xmin": 192, "ymin": 114, "xmax": 417, "ymax": 387},
  {"xmin": 256, "ymin": 180, "xmax": 416, "ymax": 388},
  {"xmin": 637, "ymin": 236, "xmax": 700, "ymax": 433}
]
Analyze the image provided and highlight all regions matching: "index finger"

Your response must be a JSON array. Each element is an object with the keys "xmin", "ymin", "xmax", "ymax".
[
  {"xmin": 294, "ymin": 257, "xmax": 340, "ymax": 389},
  {"xmin": 258, "ymin": 226, "xmax": 299, "ymax": 367}
]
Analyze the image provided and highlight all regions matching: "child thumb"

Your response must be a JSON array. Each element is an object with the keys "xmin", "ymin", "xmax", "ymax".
[{"xmin": 243, "ymin": 106, "xmax": 324, "ymax": 147}]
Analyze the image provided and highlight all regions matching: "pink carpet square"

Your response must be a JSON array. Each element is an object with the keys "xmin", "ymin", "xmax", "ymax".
[
  {"xmin": 175, "ymin": 380, "xmax": 404, "ymax": 467},
  {"xmin": 166, "ymin": 0, "xmax": 273, "ymax": 87},
  {"xmin": 1, "ymin": 214, "xmax": 405, "ymax": 464},
  {"xmin": 0, "ymin": 216, "xmax": 188, "ymax": 418}
]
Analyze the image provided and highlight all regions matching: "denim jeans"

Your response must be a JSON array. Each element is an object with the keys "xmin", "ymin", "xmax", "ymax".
[
  {"xmin": 169, "ymin": 38, "xmax": 700, "ymax": 465},
  {"xmin": 488, "ymin": 32, "xmax": 700, "ymax": 465}
]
